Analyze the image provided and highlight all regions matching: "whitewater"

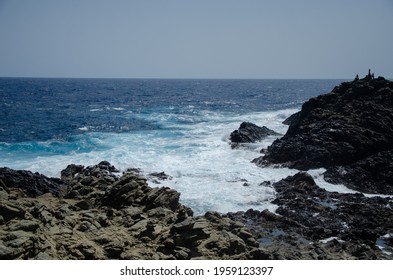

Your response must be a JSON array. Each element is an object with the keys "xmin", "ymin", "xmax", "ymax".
[{"xmin": 0, "ymin": 78, "xmax": 345, "ymax": 215}]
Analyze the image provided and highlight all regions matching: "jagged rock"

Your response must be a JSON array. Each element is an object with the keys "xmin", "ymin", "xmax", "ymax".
[
  {"xmin": 0, "ymin": 202, "xmax": 25, "ymax": 222},
  {"xmin": 282, "ymin": 111, "xmax": 300, "ymax": 125},
  {"xmin": 172, "ymin": 217, "xmax": 195, "ymax": 232},
  {"xmin": 60, "ymin": 164, "xmax": 85, "ymax": 183},
  {"xmin": 148, "ymin": 171, "xmax": 173, "ymax": 181},
  {"xmin": 100, "ymin": 172, "xmax": 148, "ymax": 208},
  {"xmin": 1, "ymin": 160, "xmax": 391, "ymax": 260},
  {"xmin": 0, "ymin": 162, "xmax": 263, "ymax": 260},
  {"xmin": 0, "ymin": 167, "xmax": 63, "ymax": 197},
  {"xmin": 324, "ymin": 150, "xmax": 393, "ymax": 194},
  {"xmin": 143, "ymin": 187, "xmax": 180, "ymax": 211},
  {"xmin": 258, "ymin": 76, "xmax": 393, "ymax": 194},
  {"xmin": 229, "ymin": 172, "xmax": 393, "ymax": 259},
  {"xmin": 74, "ymin": 200, "xmax": 93, "ymax": 210},
  {"xmin": 230, "ymin": 122, "xmax": 281, "ymax": 144},
  {"xmin": 8, "ymin": 220, "xmax": 40, "ymax": 232},
  {"xmin": 0, "ymin": 230, "xmax": 38, "ymax": 259}
]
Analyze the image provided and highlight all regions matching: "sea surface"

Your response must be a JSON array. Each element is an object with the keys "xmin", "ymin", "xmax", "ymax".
[{"xmin": 0, "ymin": 78, "xmax": 344, "ymax": 214}]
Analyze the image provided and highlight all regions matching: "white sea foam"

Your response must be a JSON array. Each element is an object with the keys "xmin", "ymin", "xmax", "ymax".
[
  {"xmin": 6, "ymin": 105, "xmax": 391, "ymax": 215},
  {"xmin": 308, "ymin": 169, "xmax": 359, "ymax": 194},
  {"xmin": 319, "ymin": 236, "xmax": 345, "ymax": 244},
  {"xmin": 2, "ymin": 109, "xmax": 300, "ymax": 215},
  {"xmin": 309, "ymin": 168, "xmax": 393, "ymax": 198}
]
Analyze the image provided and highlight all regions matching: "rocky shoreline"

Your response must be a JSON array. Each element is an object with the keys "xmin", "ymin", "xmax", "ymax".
[
  {"xmin": 254, "ymin": 76, "xmax": 393, "ymax": 195},
  {"xmin": 233, "ymin": 75, "xmax": 393, "ymax": 259},
  {"xmin": 1, "ymin": 76, "xmax": 393, "ymax": 259},
  {"xmin": 1, "ymin": 161, "xmax": 267, "ymax": 260},
  {"xmin": 228, "ymin": 172, "xmax": 393, "ymax": 259}
]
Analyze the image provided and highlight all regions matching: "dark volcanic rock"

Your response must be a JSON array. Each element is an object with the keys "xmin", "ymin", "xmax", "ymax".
[
  {"xmin": 60, "ymin": 164, "xmax": 85, "ymax": 183},
  {"xmin": 282, "ymin": 111, "xmax": 300, "ymax": 126},
  {"xmin": 230, "ymin": 122, "xmax": 281, "ymax": 144},
  {"xmin": 229, "ymin": 172, "xmax": 393, "ymax": 259},
  {"xmin": 255, "ymin": 76, "xmax": 393, "ymax": 194},
  {"xmin": 324, "ymin": 150, "xmax": 393, "ymax": 194},
  {"xmin": 0, "ymin": 167, "xmax": 63, "ymax": 197}
]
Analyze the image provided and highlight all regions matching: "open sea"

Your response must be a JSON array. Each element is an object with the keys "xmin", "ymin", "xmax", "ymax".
[{"xmin": 0, "ymin": 78, "xmax": 344, "ymax": 215}]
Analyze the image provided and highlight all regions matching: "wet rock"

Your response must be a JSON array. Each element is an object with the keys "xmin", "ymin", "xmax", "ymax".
[
  {"xmin": 148, "ymin": 171, "xmax": 173, "ymax": 181},
  {"xmin": 230, "ymin": 122, "xmax": 281, "ymax": 144},
  {"xmin": 229, "ymin": 172, "xmax": 393, "ymax": 259}
]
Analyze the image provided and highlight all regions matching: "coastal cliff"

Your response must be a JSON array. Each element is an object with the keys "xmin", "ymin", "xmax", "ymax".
[{"xmin": 254, "ymin": 76, "xmax": 393, "ymax": 194}]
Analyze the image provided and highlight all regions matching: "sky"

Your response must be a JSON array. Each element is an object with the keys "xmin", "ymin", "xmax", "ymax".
[{"xmin": 0, "ymin": 0, "xmax": 392, "ymax": 79}]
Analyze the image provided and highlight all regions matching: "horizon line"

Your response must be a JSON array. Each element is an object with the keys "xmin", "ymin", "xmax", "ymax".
[{"xmin": 0, "ymin": 76, "xmax": 351, "ymax": 80}]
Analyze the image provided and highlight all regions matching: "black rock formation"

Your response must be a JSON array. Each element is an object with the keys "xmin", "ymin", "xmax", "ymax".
[
  {"xmin": 229, "ymin": 172, "xmax": 393, "ymax": 259},
  {"xmin": 254, "ymin": 76, "xmax": 393, "ymax": 194},
  {"xmin": 0, "ymin": 167, "xmax": 63, "ymax": 197},
  {"xmin": 230, "ymin": 122, "xmax": 281, "ymax": 144}
]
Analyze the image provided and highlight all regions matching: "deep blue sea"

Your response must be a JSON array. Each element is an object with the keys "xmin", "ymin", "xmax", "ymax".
[{"xmin": 0, "ymin": 78, "xmax": 344, "ymax": 214}]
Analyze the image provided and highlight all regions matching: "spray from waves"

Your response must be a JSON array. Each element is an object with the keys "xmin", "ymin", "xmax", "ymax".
[
  {"xmin": 7, "ymin": 106, "xmax": 388, "ymax": 214},
  {"xmin": 1, "ymin": 109, "xmax": 303, "ymax": 215}
]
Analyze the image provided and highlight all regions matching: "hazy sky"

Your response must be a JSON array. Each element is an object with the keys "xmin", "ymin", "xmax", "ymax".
[{"xmin": 0, "ymin": 0, "xmax": 392, "ymax": 79}]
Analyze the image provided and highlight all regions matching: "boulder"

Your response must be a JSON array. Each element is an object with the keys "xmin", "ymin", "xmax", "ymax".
[
  {"xmin": 0, "ymin": 202, "xmax": 26, "ymax": 222},
  {"xmin": 230, "ymin": 122, "xmax": 281, "ymax": 144},
  {"xmin": 60, "ymin": 164, "xmax": 85, "ymax": 183}
]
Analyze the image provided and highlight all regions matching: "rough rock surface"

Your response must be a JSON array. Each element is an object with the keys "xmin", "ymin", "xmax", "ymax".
[
  {"xmin": 230, "ymin": 122, "xmax": 280, "ymax": 145},
  {"xmin": 0, "ymin": 162, "xmax": 265, "ymax": 260},
  {"xmin": 0, "ymin": 167, "xmax": 63, "ymax": 197},
  {"xmin": 229, "ymin": 172, "xmax": 393, "ymax": 259},
  {"xmin": 324, "ymin": 150, "xmax": 393, "ymax": 194},
  {"xmin": 2, "ymin": 163, "xmax": 391, "ymax": 259},
  {"xmin": 254, "ymin": 76, "xmax": 393, "ymax": 194}
]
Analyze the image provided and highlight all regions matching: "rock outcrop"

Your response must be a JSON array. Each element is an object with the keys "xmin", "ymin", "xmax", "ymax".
[
  {"xmin": 0, "ymin": 167, "xmax": 63, "ymax": 197},
  {"xmin": 0, "ymin": 162, "xmax": 265, "ymax": 260},
  {"xmin": 229, "ymin": 172, "xmax": 393, "ymax": 259},
  {"xmin": 2, "ymin": 162, "xmax": 391, "ymax": 260},
  {"xmin": 230, "ymin": 122, "xmax": 281, "ymax": 148},
  {"xmin": 254, "ymin": 76, "xmax": 393, "ymax": 194}
]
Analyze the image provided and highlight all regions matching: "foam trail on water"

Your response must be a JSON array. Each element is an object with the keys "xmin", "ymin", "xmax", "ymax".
[{"xmin": 309, "ymin": 169, "xmax": 393, "ymax": 199}]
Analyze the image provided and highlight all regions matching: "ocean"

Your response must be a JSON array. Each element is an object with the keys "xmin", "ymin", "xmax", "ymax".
[{"xmin": 0, "ymin": 78, "xmax": 344, "ymax": 215}]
